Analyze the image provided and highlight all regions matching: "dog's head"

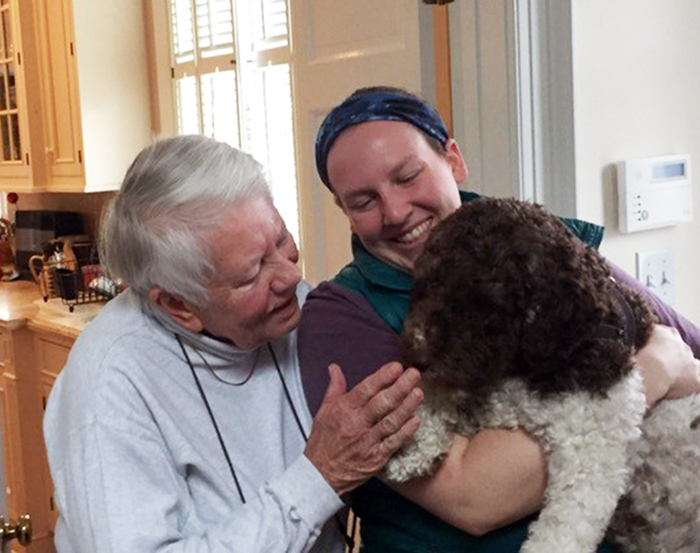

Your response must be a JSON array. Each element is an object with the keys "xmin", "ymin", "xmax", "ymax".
[{"xmin": 403, "ymin": 198, "xmax": 653, "ymax": 398}]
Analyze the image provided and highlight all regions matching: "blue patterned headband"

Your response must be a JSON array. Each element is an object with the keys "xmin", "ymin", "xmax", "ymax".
[{"xmin": 315, "ymin": 91, "xmax": 449, "ymax": 190}]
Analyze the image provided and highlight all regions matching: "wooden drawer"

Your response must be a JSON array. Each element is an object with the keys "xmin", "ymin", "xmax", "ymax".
[{"xmin": 34, "ymin": 332, "xmax": 73, "ymax": 382}]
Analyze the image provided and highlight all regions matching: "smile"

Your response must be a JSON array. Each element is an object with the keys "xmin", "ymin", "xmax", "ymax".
[{"xmin": 395, "ymin": 219, "xmax": 432, "ymax": 244}]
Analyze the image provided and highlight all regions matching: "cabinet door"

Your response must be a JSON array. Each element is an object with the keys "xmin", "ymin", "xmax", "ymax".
[
  {"xmin": 0, "ymin": 0, "xmax": 51, "ymax": 194},
  {"xmin": 0, "ymin": 0, "xmax": 32, "ymax": 189},
  {"xmin": 0, "ymin": 328, "xmax": 21, "ymax": 522},
  {"xmin": 34, "ymin": 0, "xmax": 84, "ymax": 190},
  {"xmin": 35, "ymin": 331, "xmax": 71, "ymax": 534},
  {"xmin": 0, "ymin": 325, "xmax": 66, "ymax": 553}
]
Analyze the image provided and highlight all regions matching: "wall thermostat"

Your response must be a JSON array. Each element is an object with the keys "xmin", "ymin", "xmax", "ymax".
[{"xmin": 617, "ymin": 154, "xmax": 693, "ymax": 233}]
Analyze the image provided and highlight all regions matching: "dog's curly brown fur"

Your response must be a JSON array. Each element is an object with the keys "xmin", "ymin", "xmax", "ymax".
[{"xmin": 403, "ymin": 198, "xmax": 656, "ymax": 414}]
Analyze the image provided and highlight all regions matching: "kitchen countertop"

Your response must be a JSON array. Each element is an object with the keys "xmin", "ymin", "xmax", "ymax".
[
  {"xmin": 0, "ymin": 280, "xmax": 42, "ymax": 329},
  {"xmin": 1, "ymin": 280, "xmax": 105, "ymax": 338}
]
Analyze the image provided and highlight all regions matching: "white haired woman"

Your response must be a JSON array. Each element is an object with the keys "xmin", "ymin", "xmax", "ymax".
[{"xmin": 43, "ymin": 135, "xmax": 424, "ymax": 552}]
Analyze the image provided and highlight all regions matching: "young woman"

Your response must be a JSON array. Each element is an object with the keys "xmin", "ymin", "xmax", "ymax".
[{"xmin": 299, "ymin": 87, "xmax": 700, "ymax": 552}]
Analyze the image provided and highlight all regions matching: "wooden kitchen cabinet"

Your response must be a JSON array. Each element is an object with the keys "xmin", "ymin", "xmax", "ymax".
[
  {"xmin": 0, "ymin": 0, "xmax": 152, "ymax": 193},
  {"xmin": 31, "ymin": 327, "xmax": 72, "ymax": 534},
  {"xmin": 0, "ymin": 321, "xmax": 66, "ymax": 553},
  {"xmin": 0, "ymin": 278, "xmax": 84, "ymax": 552},
  {"xmin": 0, "ymin": 0, "xmax": 45, "ymax": 192}
]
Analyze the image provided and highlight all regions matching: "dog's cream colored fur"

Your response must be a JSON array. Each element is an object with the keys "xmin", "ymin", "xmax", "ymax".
[{"xmin": 385, "ymin": 370, "xmax": 647, "ymax": 552}]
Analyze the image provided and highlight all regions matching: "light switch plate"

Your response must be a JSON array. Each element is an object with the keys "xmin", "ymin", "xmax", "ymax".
[{"xmin": 635, "ymin": 249, "xmax": 675, "ymax": 305}]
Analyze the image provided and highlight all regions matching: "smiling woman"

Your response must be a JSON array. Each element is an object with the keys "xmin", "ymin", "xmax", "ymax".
[
  {"xmin": 326, "ymin": 120, "xmax": 464, "ymax": 272},
  {"xmin": 299, "ymin": 86, "xmax": 700, "ymax": 553}
]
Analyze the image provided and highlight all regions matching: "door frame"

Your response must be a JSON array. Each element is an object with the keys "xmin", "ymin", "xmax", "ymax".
[{"xmin": 448, "ymin": 0, "xmax": 576, "ymax": 217}]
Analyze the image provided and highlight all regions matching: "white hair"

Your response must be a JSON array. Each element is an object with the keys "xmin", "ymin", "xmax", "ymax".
[{"xmin": 100, "ymin": 135, "xmax": 271, "ymax": 308}]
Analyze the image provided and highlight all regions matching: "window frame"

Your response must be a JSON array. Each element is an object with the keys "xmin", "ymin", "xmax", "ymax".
[{"xmin": 144, "ymin": 0, "xmax": 304, "ymax": 263}]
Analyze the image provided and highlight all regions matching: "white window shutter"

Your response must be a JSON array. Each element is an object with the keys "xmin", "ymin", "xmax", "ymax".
[
  {"xmin": 194, "ymin": 0, "xmax": 235, "ymax": 57},
  {"xmin": 167, "ymin": 0, "xmax": 300, "ymax": 248},
  {"xmin": 171, "ymin": 0, "xmax": 195, "ymax": 63},
  {"xmin": 260, "ymin": 0, "xmax": 289, "ymax": 45}
]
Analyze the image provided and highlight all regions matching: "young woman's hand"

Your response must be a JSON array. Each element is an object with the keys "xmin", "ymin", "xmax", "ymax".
[{"xmin": 636, "ymin": 324, "xmax": 700, "ymax": 407}]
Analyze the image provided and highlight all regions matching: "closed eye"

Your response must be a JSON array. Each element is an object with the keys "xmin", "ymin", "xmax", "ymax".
[
  {"xmin": 395, "ymin": 168, "xmax": 422, "ymax": 185},
  {"xmin": 277, "ymin": 230, "xmax": 290, "ymax": 248},
  {"xmin": 348, "ymin": 196, "xmax": 376, "ymax": 212},
  {"xmin": 234, "ymin": 263, "xmax": 261, "ymax": 289},
  {"xmin": 237, "ymin": 273, "xmax": 259, "ymax": 289}
]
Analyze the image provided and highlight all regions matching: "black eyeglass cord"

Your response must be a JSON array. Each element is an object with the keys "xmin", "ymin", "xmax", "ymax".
[
  {"xmin": 268, "ymin": 343, "xmax": 307, "ymax": 441},
  {"xmin": 176, "ymin": 334, "xmax": 246, "ymax": 503},
  {"xmin": 175, "ymin": 333, "xmax": 355, "ymax": 549}
]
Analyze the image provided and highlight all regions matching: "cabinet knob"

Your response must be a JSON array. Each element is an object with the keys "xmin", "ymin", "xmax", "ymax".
[{"xmin": 0, "ymin": 514, "xmax": 32, "ymax": 546}]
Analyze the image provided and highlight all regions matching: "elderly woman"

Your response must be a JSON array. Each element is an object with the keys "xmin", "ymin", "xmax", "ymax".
[
  {"xmin": 43, "ymin": 135, "xmax": 424, "ymax": 552},
  {"xmin": 298, "ymin": 87, "xmax": 700, "ymax": 552}
]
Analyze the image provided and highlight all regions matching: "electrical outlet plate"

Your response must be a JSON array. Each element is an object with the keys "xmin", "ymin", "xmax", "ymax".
[{"xmin": 635, "ymin": 249, "xmax": 675, "ymax": 305}]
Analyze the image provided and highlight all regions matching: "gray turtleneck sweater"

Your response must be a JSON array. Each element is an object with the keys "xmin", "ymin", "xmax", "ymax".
[{"xmin": 43, "ymin": 285, "xmax": 345, "ymax": 552}]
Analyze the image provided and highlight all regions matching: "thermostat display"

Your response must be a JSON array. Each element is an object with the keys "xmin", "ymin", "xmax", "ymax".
[
  {"xmin": 652, "ymin": 162, "xmax": 685, "ymax": 180},
  {"xmin": 617, "ymin": 154, "xmax": 693, "ymax": 233}
]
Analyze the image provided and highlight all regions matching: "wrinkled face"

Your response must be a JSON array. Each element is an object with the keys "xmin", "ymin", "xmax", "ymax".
[
  {"xmin": 194, "ymin": 195, "xmax": 302, "ymax": 349},
  {"xmin": 326, "ymin": 121, "xmax": 466, "ymax": 273}
]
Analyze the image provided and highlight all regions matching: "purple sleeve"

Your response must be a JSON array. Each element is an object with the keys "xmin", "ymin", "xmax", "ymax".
[
  {"xmin": 298, "ymin": 281, "xmax": 403, "ymax": 416},
  {"xmin": 608, "ymin": 261, "xmax": 700, "ymax": 357}
]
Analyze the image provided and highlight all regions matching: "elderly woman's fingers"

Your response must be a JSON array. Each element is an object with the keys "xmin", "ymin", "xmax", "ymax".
[
  {"xmin": 371, "ymin": 385, "xmax": 424, "ymax": 443},
  {"xmin": 667, "ymin": 357, "xmax": 700, "ymax": 398},
  {"xmin": 378, "ymin": 415, "xmax": 421, "ymax": 456},
  {"xmin": 304, "ymin": 362, "xmax": 423, "ymax": 496},
  {"xmin": 360, "ymin": 367, "xmax": 422, "ymax": 424},
  {"xmin": 344, "ymin": 361, "xmax": 408, "ymax": 408}
]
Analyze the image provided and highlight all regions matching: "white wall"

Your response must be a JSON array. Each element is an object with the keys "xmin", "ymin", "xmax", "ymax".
[{"xmin": 571, "ymin": 0, "xmax": 700, "ymax": 323}]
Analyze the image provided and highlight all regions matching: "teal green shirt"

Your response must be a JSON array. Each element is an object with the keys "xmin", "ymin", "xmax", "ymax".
[{"xmin": 334, "ymin": 192, "xmax": 616, "ymax": 552}]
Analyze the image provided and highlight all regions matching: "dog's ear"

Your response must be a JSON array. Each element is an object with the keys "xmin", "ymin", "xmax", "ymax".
[{"xmin": 617, "ymin": 282, "xmax": 656, "ymax": 349}]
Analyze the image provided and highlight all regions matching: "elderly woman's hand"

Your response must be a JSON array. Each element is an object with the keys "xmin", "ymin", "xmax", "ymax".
[
  {"xmin": 304, "ymin": 362, "xmax": 423, "ymax": 496},
  {"xmin": 636, "ymin": 324, "xmax": 700, "ymax": 407}
]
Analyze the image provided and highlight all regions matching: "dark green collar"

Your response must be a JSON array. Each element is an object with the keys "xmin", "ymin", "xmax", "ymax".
[{"xmin": 348, "ymin": 234, "xmax": 413, "ymax": 292}]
